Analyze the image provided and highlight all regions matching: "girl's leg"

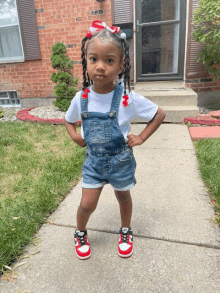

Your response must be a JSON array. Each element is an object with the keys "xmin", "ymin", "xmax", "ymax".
[
  {"xmin": 77, "ymin": 186, "xmax": 103, "ymax": 231},
  {"xmin": 114, "ymin": 190, "xmax": 132, "ymax": 228}
]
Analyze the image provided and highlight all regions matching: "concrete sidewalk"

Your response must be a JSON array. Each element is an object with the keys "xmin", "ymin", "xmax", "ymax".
[{"xmin": 1, "ymin": 124, "xmax": 220, "ymax": 293}]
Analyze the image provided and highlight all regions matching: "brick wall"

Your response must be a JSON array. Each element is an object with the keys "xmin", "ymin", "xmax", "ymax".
[
  {"xmin": 185, "ymin": 77, "xmax": 220, "ymax": 93},
  {"xmin": 1, "ymin": 0, "xmax": 218, "ymax": 100},
  {"xmin": 0, "ymin": 0, "xmax": 112, "ymax": 99}
]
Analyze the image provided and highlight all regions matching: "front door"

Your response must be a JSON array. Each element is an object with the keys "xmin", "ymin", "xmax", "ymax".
[{"xmin": 136, "ymin": 0, "xmax": 186, "ymax": 81}]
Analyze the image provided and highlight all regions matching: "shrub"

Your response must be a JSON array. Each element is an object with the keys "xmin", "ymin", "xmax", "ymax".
[
  {"xmin": 0, "ymin": 106, "xmax": 4, "ymax": 118},
  {"xmin": 50, "ymin": 42, "xmax": 78, "ymax": 111},
  {"xmin": 192, "ymin": 0, "xmax": 220, "ymax": 79}
]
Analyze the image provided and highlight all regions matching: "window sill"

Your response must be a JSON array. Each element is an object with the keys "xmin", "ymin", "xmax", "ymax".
[{"xmin": 0, "ymin": 59, "xmax": 25, "ymax": 65}]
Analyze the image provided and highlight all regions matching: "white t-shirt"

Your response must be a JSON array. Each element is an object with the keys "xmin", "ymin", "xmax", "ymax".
[{"xmin": 65, "ymin": 87, "xmax": 158, "ymax": 142}]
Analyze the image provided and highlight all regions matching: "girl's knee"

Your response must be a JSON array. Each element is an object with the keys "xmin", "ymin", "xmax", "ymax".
[
  {"xmin": 78, "ymin": 202, "xmax": 97, "ymax": 214},
  {"xmin": 114, "ymin": 190, "xmax": 131, "ymax": 203},
  {"xmin": 79, "ymin": 187, "xmax": 102, "ymax": 214}
]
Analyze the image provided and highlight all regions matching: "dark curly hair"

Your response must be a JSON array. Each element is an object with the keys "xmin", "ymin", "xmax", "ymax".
[{"xmin": 81, "ymin": 29, "xmax": 131, "ymax": 97}]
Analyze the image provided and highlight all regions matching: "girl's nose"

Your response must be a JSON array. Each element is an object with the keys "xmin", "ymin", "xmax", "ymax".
[{"xmin": 96, "ymin": 61, "xmax": 105, "ymax": 71}]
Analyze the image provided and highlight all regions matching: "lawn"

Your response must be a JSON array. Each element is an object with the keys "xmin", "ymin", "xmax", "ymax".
[
  {"xmin": 194, "ymin": 138, "xmax": 220, "ymax": 225},
  {"xmin": 0, "ymin": 122, "xmax": 85, "ymax": 271}
]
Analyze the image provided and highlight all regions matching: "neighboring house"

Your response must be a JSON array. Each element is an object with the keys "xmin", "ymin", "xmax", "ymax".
[{"xmin": 0, "ymin": 0, "xmax": 219, "ymax": 118}]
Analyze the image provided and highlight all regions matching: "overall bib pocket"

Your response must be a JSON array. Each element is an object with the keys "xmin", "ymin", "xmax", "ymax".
[{"xmin": 89, "ymin": 121, "xmax": 111, "ymax": 144}]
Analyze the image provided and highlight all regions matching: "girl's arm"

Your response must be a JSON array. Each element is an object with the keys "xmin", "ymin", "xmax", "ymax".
[
  {"xmin": 65, "ymin": 120, "xmax": 87, "ymax": 147},
  {"xmin": 127, "ymin": 107, "xmax": 166, "ymax": 147}
]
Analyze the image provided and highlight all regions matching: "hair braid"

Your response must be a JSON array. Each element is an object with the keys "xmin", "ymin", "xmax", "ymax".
[
  {"xmin": 81, "ymin": 37, "xmax": 88, "ymax": 90},
  {"xmin": 122, "ymin": 40, "xmax": 131, "ymax": 96},
  {"xmin": 118, "ymin": 72, "xmax": 123, "ymax": 80}
]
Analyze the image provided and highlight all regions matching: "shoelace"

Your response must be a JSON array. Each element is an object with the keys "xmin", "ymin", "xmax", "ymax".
[
  {"xmin": 121, "ymin": 232, "xmax": 129, "ymax": 243},
  {"xmin": 77, "ymin": 234, "xmax": 86, "ymax": 246}
]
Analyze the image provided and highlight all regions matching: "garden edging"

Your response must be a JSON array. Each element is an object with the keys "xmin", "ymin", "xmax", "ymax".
[{"xmin": 16, "ymin": 107, "xmax": 81, "ymax": 125}]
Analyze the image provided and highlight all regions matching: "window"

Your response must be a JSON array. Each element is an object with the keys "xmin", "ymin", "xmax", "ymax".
[
  {"xmin": 0, "ymin": 91, "xmax": 21, "ymax": 107},
  {"xmin": 0, "ymin": 0, "xmax": 24, "ymax": 62}
]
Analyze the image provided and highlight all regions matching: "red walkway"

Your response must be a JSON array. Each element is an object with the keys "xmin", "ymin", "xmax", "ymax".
[{"xmin": 189, "ymin": 126, "xmax": 220, "ymax": 140}]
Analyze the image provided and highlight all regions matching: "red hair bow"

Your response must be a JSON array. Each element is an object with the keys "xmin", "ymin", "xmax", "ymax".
[
  {"xmin": 122, "ymin": 95, "xmax": 129, "ymax": 107},
  {"xmin": 82, "ymin": 88, "xmax": 90, "ymax": 99},
  {"xmin": 86, "ymin": 20, "xmax": 120, "ymax": 38}
]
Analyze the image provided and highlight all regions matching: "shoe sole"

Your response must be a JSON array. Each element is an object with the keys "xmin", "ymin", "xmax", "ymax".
[
  {"xmin": 118, "ymin": 250, "xmax": 133, "ymax": 258},
  {"xmin": 75, "ymin": 250, "xmax": 91, "ymax": 260}
]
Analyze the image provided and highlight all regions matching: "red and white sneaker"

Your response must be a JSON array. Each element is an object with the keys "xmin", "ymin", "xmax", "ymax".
[
  {"xmin": 74, "ymin": 230, "xmax": 91, "ymax": 260},
  {"xmin": 118, "ymin": 227, "xmax": 133, "ymax": 258}
]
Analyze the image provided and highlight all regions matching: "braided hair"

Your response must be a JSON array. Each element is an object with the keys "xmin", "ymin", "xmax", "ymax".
[{"xmin": 81, "ymin": 29, "xmax": 131, "ymax": 97}]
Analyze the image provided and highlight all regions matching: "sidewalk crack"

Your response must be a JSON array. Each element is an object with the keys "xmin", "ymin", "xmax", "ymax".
[{"xmin": 47, "ymin": 222, "xmax": 220, "ymax": 250}]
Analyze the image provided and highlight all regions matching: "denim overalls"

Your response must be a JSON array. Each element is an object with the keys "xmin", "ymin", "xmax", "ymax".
[{"xmin": 81, "ymin": 85, "xmax": 136, "ymax": 191}]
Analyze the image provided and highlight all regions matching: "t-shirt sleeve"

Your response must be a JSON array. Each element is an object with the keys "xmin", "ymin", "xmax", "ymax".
[
  {"xmin": 65, "ymin": 91, "xmax": 81, "ymax": 123},
  {"xmin": 131, "ymin": 91, "xmax": 158, "ymax": 122}
]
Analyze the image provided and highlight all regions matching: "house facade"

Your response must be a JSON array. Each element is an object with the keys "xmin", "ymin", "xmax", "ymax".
[{"xmin": 0, "ymin": 0, "xmax": 219, "ymax": 109}]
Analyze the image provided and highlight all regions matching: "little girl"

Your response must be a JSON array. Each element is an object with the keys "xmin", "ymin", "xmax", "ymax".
[{"xmin": 65, "ymin": 20, "xmax": 165, "ymax": 260}]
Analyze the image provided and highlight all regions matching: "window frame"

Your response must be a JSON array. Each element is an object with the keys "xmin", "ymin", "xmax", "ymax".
[
  {"xmin": 0, "ymin": 0, "xmax": 41, "ymax": 64},
  {"xmin": 0, "ymin": 0, "xmax": 25, "ymax": 63}
]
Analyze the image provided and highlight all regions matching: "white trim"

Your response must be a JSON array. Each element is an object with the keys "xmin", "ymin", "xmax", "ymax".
[
  {"xmin": 0, "ymin": 23, "xmax": 19, "ymax": 28},
  {"xmin": 0, "ymin": 59, "xmax": 24, "ymax": 64},
  {"xmin": 0, "ymin": 0, "xmax": 24, "ymax": 62},
  {"xmin": 15, "ymin": 0, "xmax": 24, "ymax": 59}
]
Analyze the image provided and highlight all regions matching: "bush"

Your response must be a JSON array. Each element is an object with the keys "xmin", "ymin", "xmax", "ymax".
[
  {"xmin": 192, "ymin": 0, "xmax": 220, "ymax": 79},
  {"xmin": 0, "ymin": 106, "xmax": 4, "ymax": 118},
  {"xmin": 50, "ymin": 42, "xmax": 78, "ymax": 111}
]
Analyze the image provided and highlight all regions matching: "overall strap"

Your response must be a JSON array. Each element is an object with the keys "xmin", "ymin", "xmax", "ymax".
[
  {"xmin": 80, "ymin": 90, "xmax": 88, "ymax": 113},
  {"xmin": 110, "ymin": 85, "xmax": 123, "ymax": 114}
]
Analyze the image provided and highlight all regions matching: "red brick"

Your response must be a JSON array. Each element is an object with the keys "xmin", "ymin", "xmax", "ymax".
[
  {"xmin": 203, "ymin": 82, "xmax": 218, "ymax": 87},
  {"xmin": 209, "ymin": 111, "xmax": 220, "ymax": 119},
  {"xmin": 198, "ymin": 87, "xmax": 213, "ymax": 92},
  {"xmin": 189, "ymin": 127, "xmax": 220, "ymax": 140},
  {"xmin": 189, "ymin": 83, "xmax": 204, "ymax": 88},
  {"xmin": 198, "ymin": 114, "xmax": 212, "ymax": 120}
]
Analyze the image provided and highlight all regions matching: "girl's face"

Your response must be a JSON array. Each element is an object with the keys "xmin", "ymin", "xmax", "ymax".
[{"xmin": 86, "ymin": 38, "xmax": 123, "ymax": 94}]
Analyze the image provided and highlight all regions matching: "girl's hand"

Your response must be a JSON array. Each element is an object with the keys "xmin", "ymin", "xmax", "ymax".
[
  {"xmin": 73, "ymin": 133, "xmax": 87, "ymax": 147},
  {"xmin": 65, "ymin": 121, "xmax": 86, "ymax": 148},
  {"xmin": 127, "ymin": 134, "xmax": 144, "ymax": 147}
]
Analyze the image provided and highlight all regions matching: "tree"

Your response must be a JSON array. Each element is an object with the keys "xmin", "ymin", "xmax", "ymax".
[
  {"xmin": 50, "ymin": 42, "xmax": 78, "ymax": 111},
  {"xmin": 192, "ymin": 0, "xmax": 220, "ymax": 79}
]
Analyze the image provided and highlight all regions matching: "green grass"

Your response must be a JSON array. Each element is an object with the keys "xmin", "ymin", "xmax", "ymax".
[
  {"xmin": 0, "ymin": 122, "xmax": 85, "ymax": 271},
  {"xmin": 194, "ymin": 138, "xmax": 220, "ymax": 224}
]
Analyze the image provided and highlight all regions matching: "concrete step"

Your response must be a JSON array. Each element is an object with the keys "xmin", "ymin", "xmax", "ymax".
[
  {"xmin": 161, "ymin": 106, "xmax": 199, "ymax": 123},
  {"xmin": 134, "ymin": 84, "xmax": 199, "ymax": 122},
  {"xmin": 135, "ymin": 88, "xmax": 197, "ymax": 107},
  {"xmin": 132, "ymin": 106, "xmax": 199, "ymax": 123},
  {"xmin": 135, "ymin": 80, "xmax": 186, "ymax": 89}
]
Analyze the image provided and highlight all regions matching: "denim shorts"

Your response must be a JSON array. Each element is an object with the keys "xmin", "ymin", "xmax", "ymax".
[{"xmin": 82, "ymin": 147, "xmax": 136, "ymax": 191}]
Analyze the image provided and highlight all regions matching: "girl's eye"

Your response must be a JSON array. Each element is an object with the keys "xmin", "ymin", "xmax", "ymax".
[
  {"xmin": 90, "ymin": 57, "xmax": 96, "ymax": 62},
  {"xmin": 107, "ymin": 59, "xmax": 114, "ymax": 64}
]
